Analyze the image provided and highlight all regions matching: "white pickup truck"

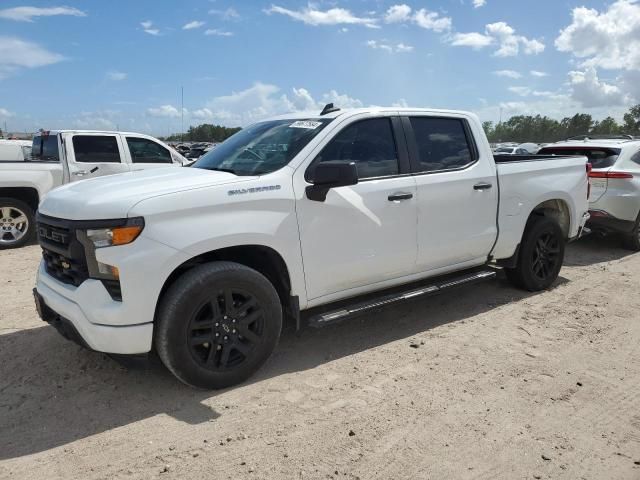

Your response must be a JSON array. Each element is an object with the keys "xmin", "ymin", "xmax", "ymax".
[
  {"xmin": 33, "ymin": 106, "xmax": 590, "ymax": 389},
  {"xmin": 0, "ymin": 130, "xmax": 186, "ymax": 249}
]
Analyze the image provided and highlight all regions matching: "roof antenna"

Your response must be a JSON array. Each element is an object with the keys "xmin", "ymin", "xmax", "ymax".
[{"xmin": 320, "ymin": 103, "xmax": 340, "ymax": 116}]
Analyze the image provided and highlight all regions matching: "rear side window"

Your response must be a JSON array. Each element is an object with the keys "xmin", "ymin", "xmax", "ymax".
[
  {"xmin": 31, "ymin": 135, "xmax": 60, "ymax": 161},
  {"xmin": 409, "ymin": 117, "xmax": 474, "ymax": 173},
  {"xmin": 312, "ymin": 118, "xmax": 399, "ymax": 180},
  {"xmin": 537, "ymin": 147, "xmax": 620, "ymax": 169},
  {"xmin": 126, "ymin": 137, "xmax": 172, "ymax": 164},
  {"xmin": 631, "ymin": 149, "xmax": 640, "ymax": 166},
  {"xmin": 72, "ymin": 135, "xmax": 120, "ymax": 163}
]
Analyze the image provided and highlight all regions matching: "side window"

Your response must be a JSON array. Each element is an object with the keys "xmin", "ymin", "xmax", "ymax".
[
  {"xmin": 409, "ymin": 117, "xmax": 474, "ymax": 173},
  {"xmin": 631, "ymin": 149, "xmax": 640, "ymax": 166},
  {"xmin": 72, "ymin": 135, "xmax": 121, "ymax": 163},
  {"xmin": 313, "ymin": 118, "xmax": 399, "ymax": 180},
  {"xmin": 126, "ymin": 137, "xmax": 172, "ymax": 164}
]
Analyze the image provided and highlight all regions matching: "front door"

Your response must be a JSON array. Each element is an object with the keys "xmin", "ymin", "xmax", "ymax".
[
  {"xmin": 295, "ymin": 116, "xmax": 418, "ymax": 301},
  {"xmin": 66, "ymin": 133, "xmax": 130, "ymax": 181}
]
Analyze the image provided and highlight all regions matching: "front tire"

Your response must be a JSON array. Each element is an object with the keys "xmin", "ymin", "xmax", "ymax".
[
  {"xmin": 0, "ymin": 198, "xmax": 35, "ymax": 250},
  {"xmin": 155, "ymin": 261, "xmax": 282, "ymax": 389},
  {"xmin": 505, "ymin": 216, "xmax": 565, "ymax": 292}
]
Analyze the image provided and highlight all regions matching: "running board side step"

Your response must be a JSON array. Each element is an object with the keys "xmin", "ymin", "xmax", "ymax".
[{"xmin": 307, "ymin": 269, "xmax": 496, "ymax": 328}]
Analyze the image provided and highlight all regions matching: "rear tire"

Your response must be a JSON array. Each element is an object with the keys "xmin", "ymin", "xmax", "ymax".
[
  {"xmin": 505, "ymin": 216, "xmax": 565, "ymax": 292},
  {"xmin": 622, "ymin": 214, "xmax": 640, "ymax": 251},
  {"xmin": 155, "ymin": 261, "xmax": 282, "ymax": 389},
  {"xmin": 0, "ymin": 198, "xmax": 35, "ymax": 250}
]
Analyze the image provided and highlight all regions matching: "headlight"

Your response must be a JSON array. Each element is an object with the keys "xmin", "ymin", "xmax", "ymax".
[{"xmin": 86, "ymin": 224, "xmax": 144, "ymax": 248}]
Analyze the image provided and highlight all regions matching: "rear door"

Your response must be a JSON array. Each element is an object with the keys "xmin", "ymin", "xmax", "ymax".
[
  {"xmin": 66, "ymin": 133, "xmax": 130, "ymax": 181},
  {"xmin": 124, "ymin": 136, "xmax": 179, "ymax": 170},
  {"xmin": 403, "ymin": 115, "xmax": 498, "ymax": 272}
]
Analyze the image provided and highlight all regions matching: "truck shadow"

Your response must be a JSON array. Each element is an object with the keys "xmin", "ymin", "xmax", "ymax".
[
  {"xmin": 0, "ymin": 239, "xmax": 624, "ymax": 460},
  {"xmin": 564, "ymin": 234, "xmax": 635, "ymax": 266}
]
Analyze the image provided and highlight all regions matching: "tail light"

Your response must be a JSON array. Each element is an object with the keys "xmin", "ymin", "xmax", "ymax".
[{"xmin": 589, "ymin": 171, "xmax": 633, "ymax": 179}]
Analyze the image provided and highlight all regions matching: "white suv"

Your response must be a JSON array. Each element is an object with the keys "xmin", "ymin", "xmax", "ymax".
[{"xmin": 539, "ymin": 136, "xmax": 640, "ymax": 250}]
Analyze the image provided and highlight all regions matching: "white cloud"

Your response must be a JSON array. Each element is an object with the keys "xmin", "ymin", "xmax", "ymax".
[
  {"xmin": 494, "ymin": 70, "xmax": 522, "ymax": 79},
  {"xmin": 107, "ymin": 71, "xmax": 127, "ymax": 81},
  {"xmin": 396, "ymin": 43, "xmax": 414, "ymax": 53},
  {"xmin": 568, "ymin": 67, "xmax": 628, "ymax": 108},
  {"xmin": 0, "ymin": 6, "xmax": 85, "ymax": 22},
  {"xmin": 0, "ymin": 108, "xmax": 14, "ymax": 118},
  {"xmin": 473, "ymin": 0, "xmax": 487, "ymax": 8},
  {"xmin": 0, "ymin": 36, "xmax": 64, "ymax": 79},
  {"xmin": 452, "ymin": 22, "xmax": 544, "ymax": 56},
  {"xmin": 183, "ymin": 20, "xmax": 205, "ymax": 30},
  {"xmin": 384, "ymin": 4, "xmax": 411, "ymax": 23},
  {"xmin": 192, "ymin": 108, "xmax": 214, "ymax": 120},
  {"xmin": 140, "ymin": 20, "xmax": 160, "ymax": 35},
  {"xmin": 266, "ymin": 4, "xmax": 378, "ymax": 28},
  {"xmin": 413, "ymin": 8, "xmax": 452, "ymax": 32},
  {"xmin": 204, "ymin": 29, "xmax": 233, "ymax": 37},
  {"xmin": 450, "ymin": 32, "xmax": 493, "ymax": 49},
  {"xmin": 530, "ymin": 70, "xmax": 548, "ymax": 77},
  {"xmin": 508, "ymin": 86, "xmax": 533, "ymax": 97},
  {"xmin": 195, "ymin": 82, "xmax": 362, "ymax": 126},
  {"xmin": 556, "ymin": 0, "xmax": 640, "ymax": 71},
  {"xmin": 367, "ymin": 40, "xmax": 414, "ymax": 53},
  {"xmin": 147, "ymin": 105, "xmax": 186, "ymax": 118},
  {"xmin": 383, "ymin": 4, "xmax": 451, "ymax": 32},
  {"xmin": 209, "ymin": 7, "xmax": 240, "ymax": 20}
]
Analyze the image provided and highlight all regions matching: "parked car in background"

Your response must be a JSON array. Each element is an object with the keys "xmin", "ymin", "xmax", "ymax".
[
  {"xmin": 34, "ymin": 105, "xmax": 590, "ymax": 389},
  {"xmin": 0, "ymin": 130, "xmax": 187, "ymax": 249},
  {"xmin": 538, "ymin": 135, "xmax": 640, "ymax": 250},
  {"xmin": 494, "ymin": 143, "xmax": 539, "ymax": 155},
  {"xmin": 0, "ymin": 139, "xmax": 32, "ymax": 161}
]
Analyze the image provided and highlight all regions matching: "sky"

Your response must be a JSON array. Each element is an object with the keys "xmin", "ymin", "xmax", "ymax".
[{"xmin": 0, "ymin": 0, "xmax": 639, "ymax": 136}]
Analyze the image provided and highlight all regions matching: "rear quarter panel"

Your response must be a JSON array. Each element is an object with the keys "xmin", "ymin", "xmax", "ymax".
[{"xmin": 493, "ymin": 156, "xmax": 589, "ymax": 259}]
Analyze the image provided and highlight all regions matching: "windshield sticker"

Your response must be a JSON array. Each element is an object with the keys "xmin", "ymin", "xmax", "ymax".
[{"xmin": 289, "ymin": 120, "xmax": 322, "ymax": 130}]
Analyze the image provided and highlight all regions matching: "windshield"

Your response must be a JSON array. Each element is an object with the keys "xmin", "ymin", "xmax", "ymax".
[
  {"xmin": 538, "ymin": 147, "xmax": 621, "ymax": 169},
  {"xmin": 193, "ymin": 119, "xmax": 332, "ymax": 175},
  {"xmin": 30, "ymin": 134, "xmax": 60, "ymax": 162}
]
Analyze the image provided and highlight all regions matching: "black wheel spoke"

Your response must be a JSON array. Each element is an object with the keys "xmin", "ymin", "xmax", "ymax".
[
  {"xmin": 236, "ymin": 297, "xmax": 257, "ymax": 316},
  {"xmin": 190, "ymin": 333, "xmax": 212, "ymax": 346},
  {"xmin": 219, "ymin": 344, "xmax": 232, "ymax": 366},
  {"xmin": 224, "ymin": 290, "xmax": 235, "ymax": 315},
  {"xmin": 232, "ymin": 341, "xmax": 251, "ymax": 356},
  {"xmin": 238, "ymin": 326, "xmax": 261, "ymax": 344},
  {"xmin": 239, "ymin": 310, "xmax": 261, "ymax": 327}
]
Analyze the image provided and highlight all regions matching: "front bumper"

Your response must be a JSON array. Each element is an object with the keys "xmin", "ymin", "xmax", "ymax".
[{"xmin": 34, "ymin": 279, "xmax": 153, "ymax": 354}]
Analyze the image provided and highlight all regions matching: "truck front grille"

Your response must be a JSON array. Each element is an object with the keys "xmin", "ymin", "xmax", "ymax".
[{"xmin": 37, "ymin": 215, "xmax": 90, "ymax": 287}]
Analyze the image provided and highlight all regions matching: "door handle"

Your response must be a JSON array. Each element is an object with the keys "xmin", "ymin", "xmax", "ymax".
[
  {"xmin": 388, "ymin": 192, "xmax": 413, "ymax": 202},
  {"xmin": 73, "ymin": 167, "xmax": 99, "ymax": 176},
  {"xmin": 473, "ymin": 182, "xmax": 493, "ymax": 191}
]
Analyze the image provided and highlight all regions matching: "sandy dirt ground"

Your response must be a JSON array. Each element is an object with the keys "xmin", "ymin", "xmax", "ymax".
[{"xmin": 0, "ymin": 237, "xmax": 639, "ymax": 480}]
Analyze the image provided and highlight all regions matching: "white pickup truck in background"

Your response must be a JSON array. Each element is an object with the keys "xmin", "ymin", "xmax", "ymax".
[
  {"xmin": 0, "ymin": 130, "xmax": 186, "ymax": 248},
  {"xmin": 33, "ymin": 106, "xmax": 590, "ymax": 389}
]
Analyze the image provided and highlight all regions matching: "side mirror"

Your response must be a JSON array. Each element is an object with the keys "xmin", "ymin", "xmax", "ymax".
[{"xmin": 306, "ymin": 161, "xmax": 358, "ymax": 202}]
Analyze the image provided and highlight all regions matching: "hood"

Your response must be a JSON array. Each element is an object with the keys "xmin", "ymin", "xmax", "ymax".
[{"xmin": 39, "ymin": 167, "xmax": 254, "ymax": 220}]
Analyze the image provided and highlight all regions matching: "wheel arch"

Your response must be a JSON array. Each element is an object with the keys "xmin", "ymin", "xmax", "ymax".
[
  {"xmin": 0, "ymin": 187, "xmax": 40, "ymax": 212},
  {"xmin": 528, "ymin": 198, "xmax": 572, "ymax": 239},
  {"xmin": 155, "ymin": 244, "xmax": 295, "ymax": 325}
]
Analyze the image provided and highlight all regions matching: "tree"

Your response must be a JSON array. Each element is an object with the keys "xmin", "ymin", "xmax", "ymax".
[{"xmin": 622, "ymin": 105, "xmax": 640, "ymax": 135}]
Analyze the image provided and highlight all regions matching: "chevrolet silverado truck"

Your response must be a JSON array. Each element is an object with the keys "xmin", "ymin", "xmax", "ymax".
[
  {"xmin": 33, "ymin": 106, "xmax": 590, "ymax": 389},
  {"xmin": 0, "ymin": 130, "xmax": 186, "ymax": 249}
]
